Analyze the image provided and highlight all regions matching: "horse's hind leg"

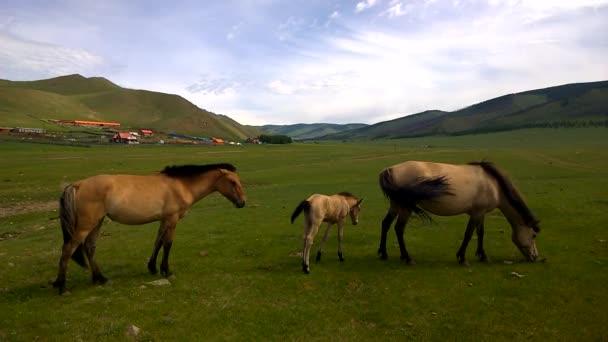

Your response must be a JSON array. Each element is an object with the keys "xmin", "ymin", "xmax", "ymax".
[
  {"xmin": 85, "ymin": 218, "xmax": 108, "ymax": 285},
  {"xmin": 475, "ymin": 219, "xmax": 488, "ymax": 262},
  {"xmin": 394, "ymin": 210, "xmax": 414, "ymax": 264},
  {"xmin": 315, "ymin": 223, "xmax": 333, "ymax": 262},
  {"xmin": 53, "ymin": 229, "xmax": 90, "ymax": 295},
  {"xmin": 457, "ymin": 215, "xmax": 482, "ymax": 265},
  {"xmin": 378, "ymin": 207, "xmax": 397, "ymax": 260}
]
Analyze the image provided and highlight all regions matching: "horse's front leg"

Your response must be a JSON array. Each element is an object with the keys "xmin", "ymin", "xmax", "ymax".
[
  {"xmin": 457, "ymin": 215, "xmax": 482, "ymax": 265},
  {"xmin": 475, "ymin": 219, "xmax": 488, "ymax": 262},
  {"xmin": 378, "ymin": 208, "xmax": 397, "ymax": 260},
  {"xmin": 315, "ymin": 223, "xmax": 333, "ymax": 262},
  {"xmin": 148, "ymin": 216, "xmax": 178, "ymax": 276},
  {"xmin": 160, "ymin": 217, "xmax": 178, "ymax": 277},
  {"xmin": 148, "ymin": 224, "xmax": 165, "ymax": 275}
]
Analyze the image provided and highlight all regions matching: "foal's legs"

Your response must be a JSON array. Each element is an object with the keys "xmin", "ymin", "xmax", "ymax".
[
  {"xmin": 337, "ymin": 221, "xmax": 345, "ymax": 262},
  {"xmin": 394, "ymin": 210, "xmax": 414, "ymax": 264},
  {"xmin": 84, "ymin": 218, "xmax": 108, "ymax": 285},
  {"xmin": 148, "ymin": 215, "xmax": 178, "ymax": 276},
  {"xmin": 475, "ymin": 219, "xmax": 488, "ymax": 262},
  {"xmin": 378, "ymin": 206, "xmax": 397, "ymax": 260},
  {"xmin": 302, "ymin": 219, "xmax": 320, "ymax": 274},
  {"xmin": 457, "ymin": 215, "xmax": 483, "ymax": 265},
  {"xmin": 315, "ymin": 222, "xmax": 333, "ymax": 262}
]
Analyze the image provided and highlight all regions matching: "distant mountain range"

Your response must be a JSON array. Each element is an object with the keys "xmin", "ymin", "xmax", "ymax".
[
  {"xmin": 1, "ymin": 75, "xmax": 605, "ymax": 141},
  {"xmin": 314, "ymin": 81, "xmax": 608, "ymax": 140},
  {"xmin": 0, "ymin": 74, "xmax": 261, "ymax": 140},
  {"xmin": 254, "ymin": 123, "xmax": 368, "ymax": 140}
]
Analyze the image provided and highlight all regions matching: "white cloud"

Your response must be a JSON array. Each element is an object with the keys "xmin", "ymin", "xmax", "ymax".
[
  {"xmin": 268, "ymin": 80, "xmax": 294, "ymax": 95},
  {"xmin": 226, "ymin": 23, "xmax": 242, "ymax": 40},
  {"xmin": 356, "ymin": 0, "xmax": 379, "ymax": 13},
  {"xmin": 383, "ymin": 1, "xmax": 414, "ymax": 17}
]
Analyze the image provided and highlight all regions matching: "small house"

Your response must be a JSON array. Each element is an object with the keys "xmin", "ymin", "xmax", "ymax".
[
  {"xmin": 111, "ymin": 132, "xmax": 138, "ymax": 144},
  {"xmin": 140, "ymin": 129, "xmax": 153, "ymax": 136}
]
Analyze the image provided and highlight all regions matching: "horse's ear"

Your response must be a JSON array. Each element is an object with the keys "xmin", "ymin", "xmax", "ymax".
[{"xmin": 357, "ymin": 198, "xmax": 364, "ymax": 205}]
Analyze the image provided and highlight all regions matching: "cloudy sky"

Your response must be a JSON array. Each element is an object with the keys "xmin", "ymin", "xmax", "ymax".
[{"xmin": 1, "ymin": 0, "xmax": 607, "ymax": 125}]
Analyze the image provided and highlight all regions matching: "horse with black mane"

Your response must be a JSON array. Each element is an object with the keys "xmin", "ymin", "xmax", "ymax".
[
  {"xmin": 291, "ymin": 192, "xmax": 364, "ymax": 274},
  {"xmin": 378, "ymin": 161, "xmax": 540, "ymax": 265},
  {"xmin": 53, "ymin": 163, "xmax": 246, "ymax": 294}
]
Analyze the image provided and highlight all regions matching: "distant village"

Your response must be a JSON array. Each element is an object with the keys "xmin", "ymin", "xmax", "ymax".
[{"xmin": 0, "ymin": 119, "xmax": 263, "ymax": 145}]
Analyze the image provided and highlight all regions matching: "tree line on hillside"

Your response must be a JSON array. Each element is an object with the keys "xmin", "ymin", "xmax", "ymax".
[{"xmin": 258, "ymin": 134, "xmax": 292, "ymax": 144}]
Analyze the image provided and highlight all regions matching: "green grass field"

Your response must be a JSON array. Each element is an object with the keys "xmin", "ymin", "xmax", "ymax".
[{"xmin": 1, "ymin": 128, "xmax": 607, "ymax": 341}]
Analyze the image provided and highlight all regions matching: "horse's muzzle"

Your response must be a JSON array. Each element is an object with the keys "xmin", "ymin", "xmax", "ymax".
[{"xmin": 235, "ymin": 200, "xmax": 246, "ymax": 208}]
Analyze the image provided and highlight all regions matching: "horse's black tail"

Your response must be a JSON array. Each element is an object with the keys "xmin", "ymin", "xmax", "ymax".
[
  {"xmin": 59, "ymin": 184, "xmax": 88, "ymax": 268},
  {"xmin": 290, "ymin": 200, "xmax": 311, "ymax": 224},
  {"xmin": 379, "ymin": 168, "xmax": 453, "ymax": 222}
]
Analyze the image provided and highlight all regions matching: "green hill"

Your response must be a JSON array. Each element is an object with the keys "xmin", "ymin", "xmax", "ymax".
[
  {"xmin": 318, "ymin": 81, "xmax": 608, "ymax": 140},
  {"xmin": 0, "ymin": 74, "xmax": 261, "ymax": 140},
  {"xmin": 257, "ymin": 123, "xmax": 368, "ymax": 140}
]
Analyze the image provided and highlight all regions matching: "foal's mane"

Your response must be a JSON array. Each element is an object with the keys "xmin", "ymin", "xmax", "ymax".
[
  {"xmin": 337, "ymin": 191, "xmax": 359, "ymax": 201},
  {"xmin": 160, "ymin": 163, "xmax": 236, "ymax": 178},
  {"xmin": 469, "ymin": 161, "xmax": 540, "ymax": 232}
]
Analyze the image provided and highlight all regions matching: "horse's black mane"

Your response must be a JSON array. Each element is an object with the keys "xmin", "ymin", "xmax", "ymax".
[
  {"xmin": 469, "ymin": 161, "xmax": 540, "ymax": 232},
  {"xmin": 160, "ymin": 163, "xmax": 236, "ymax": 178}
]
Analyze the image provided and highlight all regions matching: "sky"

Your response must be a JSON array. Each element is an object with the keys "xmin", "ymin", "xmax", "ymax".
[{"xmin": 1, "ymin": 0, "xmax": 607, "ymax": 125}]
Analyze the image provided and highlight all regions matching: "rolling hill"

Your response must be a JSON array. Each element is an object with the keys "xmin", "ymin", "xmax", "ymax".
[
  {"xmin": 0, "ymin": 74, "xmax": 261, "ymax": 140},
  {"xmin": 318, "ymin": 81, "xmax": 608, "ymax": 140},
  {"xmin": 256, "ymin": 123, "xmax": 368, "ymax": 140}
]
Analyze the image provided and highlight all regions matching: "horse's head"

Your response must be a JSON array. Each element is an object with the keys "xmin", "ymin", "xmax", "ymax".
[
  {"xmin": 216, "ymin": 169, "xmax": 246, "ymax": 208},
  {"xmin": 349, "ymin": 198, "xmax": 364, "ymax": 225},
  {"xmin": 512, "ymin": 221, "xmax": 540, "ymax": 261}
]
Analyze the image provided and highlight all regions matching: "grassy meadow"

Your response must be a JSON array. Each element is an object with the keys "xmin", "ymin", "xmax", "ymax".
[{"xmin": 0, "ymin": 128, "xmax": 607, "ymax": 341}]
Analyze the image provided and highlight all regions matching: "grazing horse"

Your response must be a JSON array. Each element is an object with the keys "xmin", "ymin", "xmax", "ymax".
[
  {"xmin": 291, "ymin": 192, "xmax": 364, "ymax": 274},
  {"xmin": 378, "ymin": 161, "xmax": 540, "ymax": 265},
  {"xmin": 52, "ymin": 163, "xmax": 246, "ymax": 294}
]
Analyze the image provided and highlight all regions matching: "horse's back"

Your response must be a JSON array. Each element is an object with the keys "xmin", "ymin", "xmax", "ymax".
[
  {"xmin": 74, "ymin": 174, "xmax": 180, "ymax": 225},
  {"xmin": 384, "ymin": 161, "xmax": 500, "ymax": 215}
]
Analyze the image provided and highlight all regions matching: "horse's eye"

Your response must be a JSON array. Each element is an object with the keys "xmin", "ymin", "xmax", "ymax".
[{"xmin": 533, "ymin": 234, "xmax": 537, "ymax": 239}]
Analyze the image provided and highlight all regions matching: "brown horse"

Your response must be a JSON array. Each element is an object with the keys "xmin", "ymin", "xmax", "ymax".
[
  {"xmin": 291, "ymin": 192, "xmax": 364, "ymax": 274},
  {"xmin": 52, "ymin": 163, "xmax": 246, "ymax": 294},
  {"xmin": 378, "ymin": 161, "xmax": 540, "ymax": 265}
]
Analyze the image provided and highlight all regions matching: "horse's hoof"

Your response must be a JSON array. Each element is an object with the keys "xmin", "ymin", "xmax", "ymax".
[
  {"xmin": 148, "ymin": 265, "xmax": 158, "ymax": 275},
  {"xmin": 315, "ymin": 252, "xmax": 322, "ymax": 262},
  {"xmin": 93, "ymin": 274, "xmax": 108, "ymax": 285},
  {"xmin": 338, "ymin": 253, "xmax": 344, "ymax": 262},
  {"xmin": 379, "ymin": 254, "xmax": 388, "ymax": 260},
  {"xmin": 161, "ymin": 270, "xmax": 173, "ymax": 277},
  {"xmin": 302, "ymin": 264, "xmax": 310, "ymax": 274}
]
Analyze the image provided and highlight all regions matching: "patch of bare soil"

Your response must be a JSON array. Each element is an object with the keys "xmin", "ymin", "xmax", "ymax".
[{"xmin": 0, "ymin": 201, "xmax": 57, "ymax": 218}]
